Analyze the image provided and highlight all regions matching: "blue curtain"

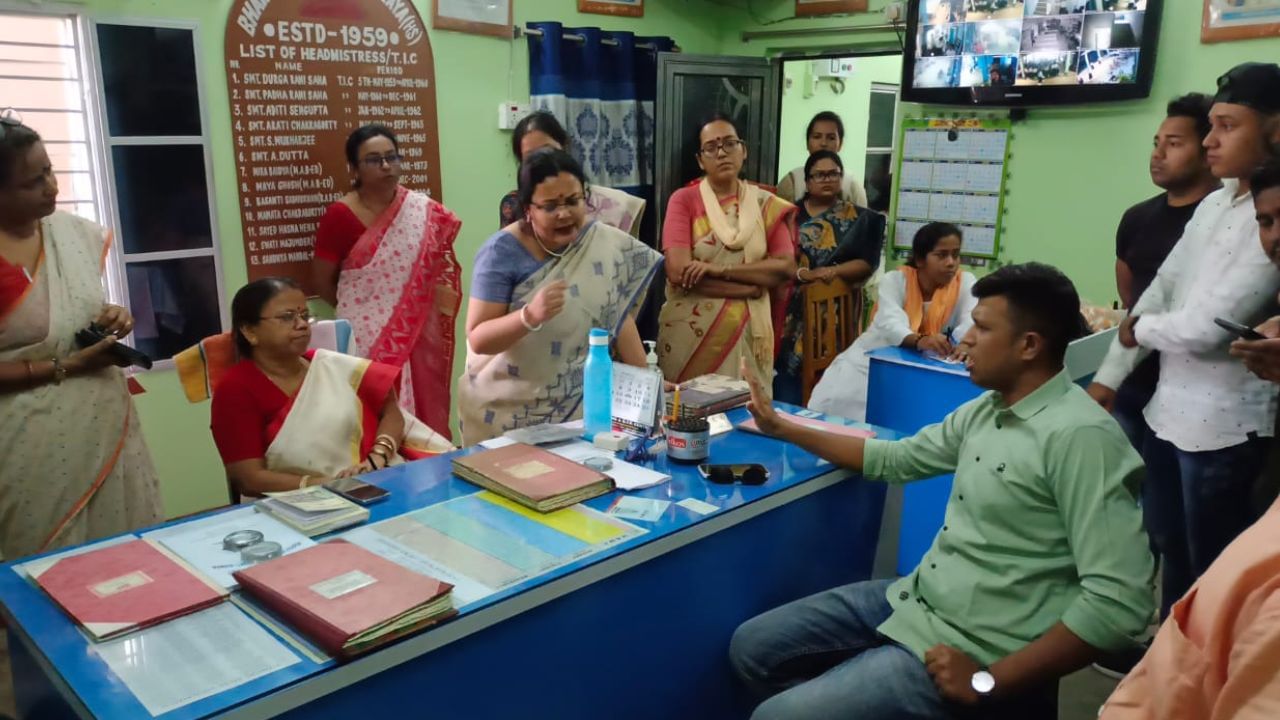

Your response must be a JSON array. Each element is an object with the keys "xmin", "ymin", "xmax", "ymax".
[{"xmin": 527, "ymin": 22, "xmax": 675, "ymax": 240}]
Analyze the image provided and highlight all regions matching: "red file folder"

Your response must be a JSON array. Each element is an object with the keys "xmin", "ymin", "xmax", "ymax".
[
  {"xmin": 233, "ymin": 539, "xmax": 454, "ymax": 659},
  {"xmin": 27, "ymin": 538, "xmax": 228, "ymax": 641}
]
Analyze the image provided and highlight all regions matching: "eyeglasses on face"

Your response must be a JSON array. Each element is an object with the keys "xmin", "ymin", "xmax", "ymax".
[
  {"xmin": 360, "ymin": 153, "xmax": 402, "ymax": 168},
  {"xmin": 808, "ymin": 170, "xmax": 844, "ymax": 182},
  {"xmin": 530, "ymin": 195, "xmax": 585, "ymax": 214},
  {"xmin": 260, "ymin": 310, "xmax": 313, "ymax": 326},
  {"xmin": 700, "ymin": 138, "xmax": 744, "ymax": 157}
]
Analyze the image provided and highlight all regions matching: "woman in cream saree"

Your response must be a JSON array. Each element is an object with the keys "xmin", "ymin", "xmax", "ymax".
[
  {"xmin": 657, "ymin": 114, "xmax": 797, "ymax": 393},
  {"xmin": 0, "ymin": 212, "xmax": 161, "ymax": 559}
]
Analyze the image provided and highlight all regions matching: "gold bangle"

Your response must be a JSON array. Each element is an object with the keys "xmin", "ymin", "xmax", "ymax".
[{"xmin": 298, "ymin": 474, "xmax": 311, "ymax": 489}]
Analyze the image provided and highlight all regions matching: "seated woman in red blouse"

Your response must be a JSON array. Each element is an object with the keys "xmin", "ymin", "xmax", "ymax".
[
  {"xmin": 307, "ymin": 124, "xmax": 461, "ymax": 441},
  {"xmin": 210, "ymin": 277, "xmax": 451, "ymax": 498}
]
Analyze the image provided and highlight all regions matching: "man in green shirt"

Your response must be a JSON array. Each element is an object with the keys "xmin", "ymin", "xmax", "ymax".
[{"xmin": 730, "ymin": 262, "xmax": 1155, "ymax": 718}]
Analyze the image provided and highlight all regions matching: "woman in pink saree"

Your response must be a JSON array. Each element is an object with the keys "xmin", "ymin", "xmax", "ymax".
[{"xmin": 311, "ymin": 124, "xmax": 461, "ymax": 440}]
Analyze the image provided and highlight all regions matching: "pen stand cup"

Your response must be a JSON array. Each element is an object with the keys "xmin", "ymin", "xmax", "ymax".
[{"xmin": 666, "ymin": 417, "xmax": 710, "ymax": 464}]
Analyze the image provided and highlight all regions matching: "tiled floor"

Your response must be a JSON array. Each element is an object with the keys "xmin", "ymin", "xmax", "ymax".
[{"xmin": 1060, "ymin": 666, "xmax": 1118, "ymax": 719}]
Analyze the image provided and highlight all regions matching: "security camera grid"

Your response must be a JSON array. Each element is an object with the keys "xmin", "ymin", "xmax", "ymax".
[{"xmin": 912, "ymin": 0, "xmax": 1151, "ymax": 91}]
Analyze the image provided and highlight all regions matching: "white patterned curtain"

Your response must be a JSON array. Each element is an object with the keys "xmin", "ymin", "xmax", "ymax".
[{"xmin": 527, "ymin": 23, "xmax": 674, "ymax": 243}]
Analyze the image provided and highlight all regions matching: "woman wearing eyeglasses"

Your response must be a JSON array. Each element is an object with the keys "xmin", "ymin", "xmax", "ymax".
[
  {"xmin": 773, "ymin": 150, "xmax": 886, "ymax": 404},
  {"xmin": 309, "ymin": 124, "xmax": 461, "ymax": 441},
  {"xmin": 458, "ymin": 148, "xmax": 662, "ymax": 445},
  {"xmin": 498, "ymin": 111, "xmax": 647, "ymax": 237},
  {"xmin": 0, "ymin": 114, "xmax": 162, "ymax": 561},
  {"xmin": 210, "ymin": 277, "xmax": 451, "ymax": 498},
  {"xmin": 656, "ymin": 113, "xmax": 798, "ymax": 395}
]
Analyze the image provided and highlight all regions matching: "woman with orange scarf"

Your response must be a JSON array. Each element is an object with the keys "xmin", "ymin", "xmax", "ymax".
[
  {"xmin": 657, "ymin": 114, "xmax": 797, "ymax": 391},
  {"xmin": 808, "ymin": 222, "xmax": 976, "ymax": 421}
]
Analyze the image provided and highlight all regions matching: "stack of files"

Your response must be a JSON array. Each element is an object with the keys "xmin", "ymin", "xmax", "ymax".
[
  {"xmin": 257, "ymin": 486, "xmax": 370, "ymax": 537},
  {"xmin": 452, "ymin": 442, "xmax": 614, "ymax": 512},
  {"xmin": 233, "ymin": 539, "xmax": 454, "ymax": 659},
  {"xmin": 666, "ymin": 374, "xmax": 751, "ymax": 418},
  {"xmin": 26, "ymin": 538, "xmax": 229, "ymax": 641}
]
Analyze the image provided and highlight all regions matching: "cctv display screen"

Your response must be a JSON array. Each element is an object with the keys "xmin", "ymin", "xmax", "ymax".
[{"xmin": 902, "ymin": 1, "xmax": 1161, "ymax": 107}]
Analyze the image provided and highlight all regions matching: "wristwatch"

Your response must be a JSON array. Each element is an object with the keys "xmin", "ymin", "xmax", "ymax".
[{"xmin": 970, "ymin": 669, "xmax": 995, "ymax": 699}]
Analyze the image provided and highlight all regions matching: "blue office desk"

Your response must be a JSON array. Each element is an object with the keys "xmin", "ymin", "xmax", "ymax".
[{"xmin": 1, "ymin": 407, "xmax": 890, "ymax": 720}]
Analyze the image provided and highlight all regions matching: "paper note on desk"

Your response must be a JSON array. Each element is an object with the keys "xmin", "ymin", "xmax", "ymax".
[
  {"xmin": 549, "ymin": 441, "xmax": 670, "ymax": 491},
  {"xmin": 609, "ymin": 497, "xmax": 670, "ymax": 522},
  {"xmin": 264, "ymin": 486, "xmax": 350, "ymax": 513},
  {"xmin": 93, "ymin": 602, "xmax": 299, "ymax": 716}
]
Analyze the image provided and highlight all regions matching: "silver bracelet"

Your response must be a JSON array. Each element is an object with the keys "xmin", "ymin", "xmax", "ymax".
[
  {"xmin": 520, "ymin": 305, "xmax": 544, "ymax": 332},
  {"xmin": 795, "ymin": 267, "xmax": 808, "ymax": 282}
]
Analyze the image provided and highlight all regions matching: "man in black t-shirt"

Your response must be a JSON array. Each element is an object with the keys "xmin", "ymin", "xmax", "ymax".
[{"xmin": 1110, "ymin": 93, "xmax": 1220, "ymax": 450}]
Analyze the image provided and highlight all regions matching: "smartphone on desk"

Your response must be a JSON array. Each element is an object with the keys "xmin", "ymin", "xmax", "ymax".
[
  {"xmin": 324, "ymin": 477, "xmax": 390, "ymax": 505},
  {"xmin": 1214, "ymin": 317, "xmax": 1266, "ymax": 341}
]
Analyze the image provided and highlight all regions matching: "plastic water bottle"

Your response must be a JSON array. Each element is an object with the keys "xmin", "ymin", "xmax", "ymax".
[{"xmin": 583, "ymin": 328, "xmax": 613, "ymax": 437}]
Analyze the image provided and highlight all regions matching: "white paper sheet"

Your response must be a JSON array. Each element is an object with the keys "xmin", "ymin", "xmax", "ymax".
[
  {"xmin": 94, "ymin": 603, "xmax": 299, "ymax": 716},
  {"xmin": 548, "ymin": 441, "xmax": 670, "ymax": 491},
  {"xmin": 144, "ymin": 507, "xmax": 314, "ymax": 589}
]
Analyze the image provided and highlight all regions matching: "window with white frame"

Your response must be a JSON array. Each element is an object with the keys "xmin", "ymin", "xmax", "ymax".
[
  {"xmin": 92, "ymin": 21, "xmax": 225, "ymax": 362},
  {"xmin": 0, "ymin": 10, "xmax": 225, "ymax": 364},
  {"xmin": 0, "ymin": 13, "xmax": 102, "ymax": 223},
  {"xmin": 864, "ymin": 82, "xmax": 899, "ymax": 215}
]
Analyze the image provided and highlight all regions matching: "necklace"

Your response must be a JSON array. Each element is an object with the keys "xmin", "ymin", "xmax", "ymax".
[{"xmin": 528, "ymin": 222, "xmax": 569, "ymax": 258}]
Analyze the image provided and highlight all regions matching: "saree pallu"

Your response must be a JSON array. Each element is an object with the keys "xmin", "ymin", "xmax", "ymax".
[
  {"xmin": 657, "ymin": 189, "xmax": 796, "ymax": 391},
  {"xmin": 336, "ymin": 186, "xmax": 461, "ymax": 441},
  {"xmin": 0, "ymin": 211, "xmax": 161, "ymax": 561},
  {"xmin": 775, "ymin": 201, "xmax": 885, "ymax": 395},
  {"xmin": 261, "ymin": 349, "xmax": 452, "ymax": 478},
  {"xmin": 457, "ymin": 222, "xmax": 662, "ymax": 446}
]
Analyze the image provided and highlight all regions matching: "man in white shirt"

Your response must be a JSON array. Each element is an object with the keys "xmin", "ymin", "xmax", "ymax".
[
  {"xmin": 1089, "ymin": 62, "xmax": 1280, "ymax": 620},
  {"xmin": 776, "ymin": 111, "xmax": 869, "ymax": 207}
]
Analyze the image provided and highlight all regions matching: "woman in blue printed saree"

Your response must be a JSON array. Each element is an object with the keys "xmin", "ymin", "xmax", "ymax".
[
  {"xmin": 459, "ymin": 148, "xmax": 662, "ymax": 445},
  {"xmin": 773, "ymin": 150, "xmax": 885, "ymax": 404}
]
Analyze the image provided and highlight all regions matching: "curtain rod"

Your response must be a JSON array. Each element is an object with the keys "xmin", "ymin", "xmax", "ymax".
[
  {"xmin": 741, "ymin": 23, "xmax": 901, "ymax": 42},
  {"xmin": 517, "ymin": 26, "xmax": 679, "ymax": 52}
]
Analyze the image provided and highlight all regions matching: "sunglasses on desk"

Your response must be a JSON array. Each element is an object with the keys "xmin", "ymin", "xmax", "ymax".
[{"xmin": 699, "ymin": 463, "xmax": 769, "ymax": 486}]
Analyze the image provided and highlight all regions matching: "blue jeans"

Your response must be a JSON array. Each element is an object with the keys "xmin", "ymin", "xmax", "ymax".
[
  {"xmin": 1141, "ymin": 431, "xmax": 1269, "ymax": 619},
  {"xmin": 729, "ymin": 579, "xmax": 950, "ymax": 720},
  {"xmin": 1112, "ymin": 357, "xmax": 1158, "ymax": 453}
]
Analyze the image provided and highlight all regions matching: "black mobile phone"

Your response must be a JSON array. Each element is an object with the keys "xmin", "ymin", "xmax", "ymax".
[
  {"xmin": 324, "ymin": 477, "xmax": 390, "ymax": 505},
  {"xmin": 1214, "ymin": 317, "xmax": 1266, "ymax": 341},
  {"xmin": 75, "ymin": 323, "xmax": 154, "ymax": 369}
]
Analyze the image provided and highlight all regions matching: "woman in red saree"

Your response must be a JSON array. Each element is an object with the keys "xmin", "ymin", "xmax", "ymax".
[
  {"xmin": 310, "ymin": 124, "xmax": 461, "ymax": 440},
  {"xmin": 211, "ymin": 278, "xmax": 451, "ymax": 499}
]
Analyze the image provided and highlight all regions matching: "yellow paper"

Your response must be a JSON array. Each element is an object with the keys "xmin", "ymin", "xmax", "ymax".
[{"xmin": 476, "ymin": 492, "xmax": 626, "ymax": 544}]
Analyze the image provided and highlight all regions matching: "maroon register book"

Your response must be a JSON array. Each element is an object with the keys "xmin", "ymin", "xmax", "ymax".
[
  {"xmin": 451, "ymin": 442, "xmax": 614, "ymax": 512},
  {"xmin": 233, "ymin": 539, "xmax": 454, "ymax": 659}
]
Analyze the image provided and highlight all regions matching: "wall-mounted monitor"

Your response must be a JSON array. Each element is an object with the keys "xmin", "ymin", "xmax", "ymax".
[{"xmin": 901, "ymin": 0, "xmax": 1162, "ymax": 108}]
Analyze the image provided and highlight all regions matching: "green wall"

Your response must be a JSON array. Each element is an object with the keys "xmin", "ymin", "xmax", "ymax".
[
  {"xmin": 74, "ymin": 0, "xmax": 1280, "ymax": 517},
  {"xmin": 75, "ymin": 0, "xmax": 730, "ymax": 518},
  {"xmin": 777, "ymin": 54, "xmax": 902, "ymax": 186}
]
